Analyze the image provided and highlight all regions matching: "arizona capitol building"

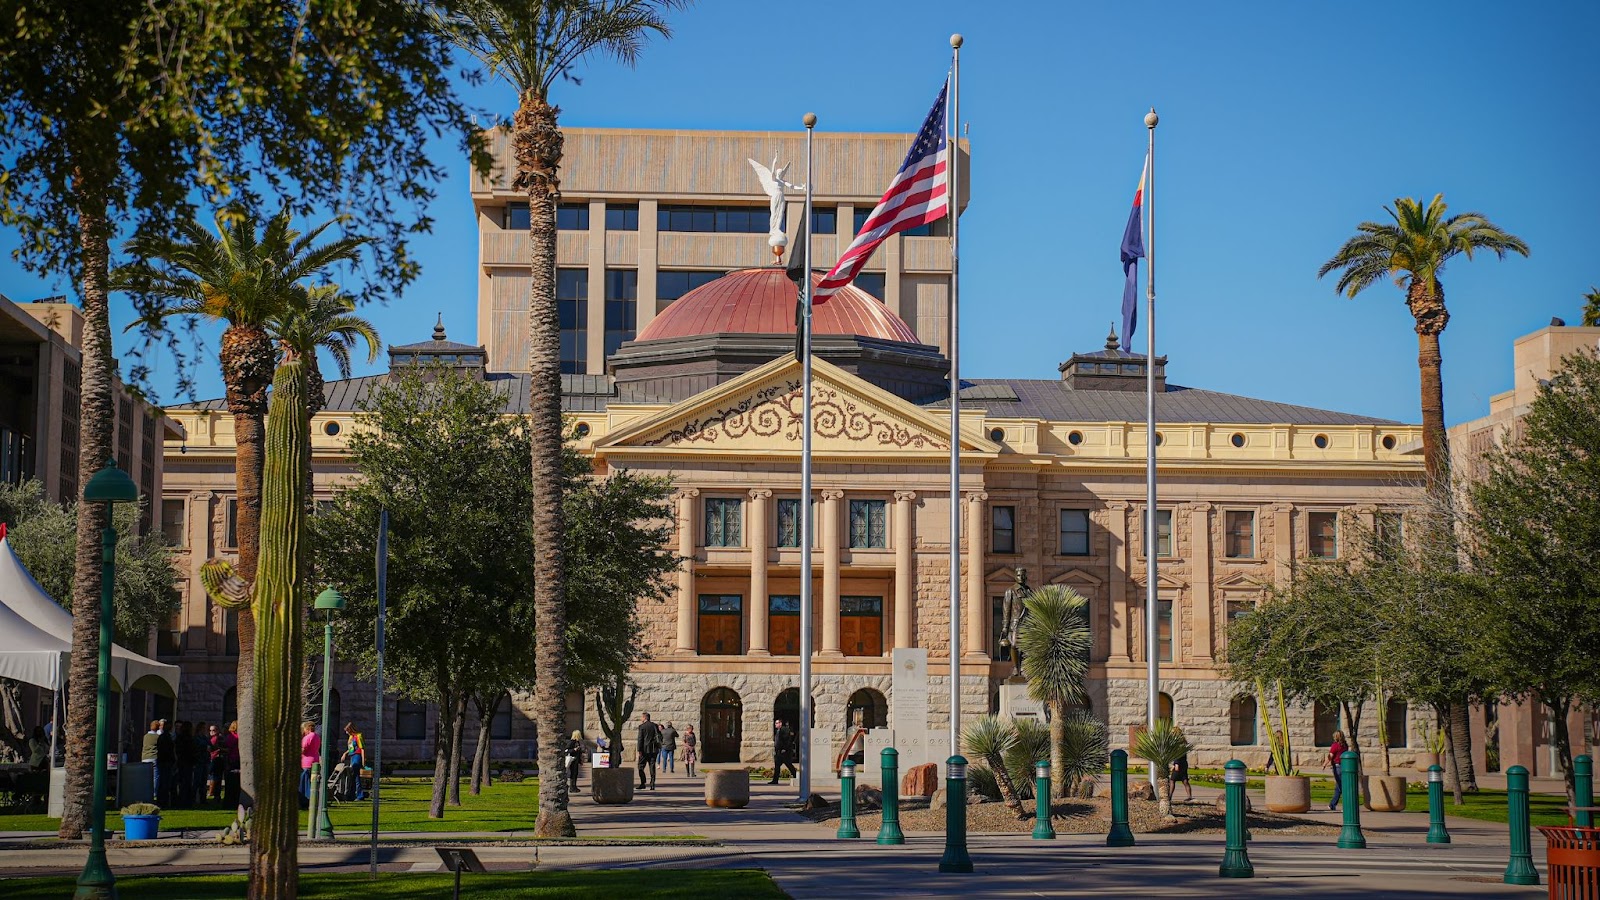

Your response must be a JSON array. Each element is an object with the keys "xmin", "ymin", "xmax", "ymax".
[{"xmin": 157, "ymin": 125, "xmax": 1429, "ymax": 771}]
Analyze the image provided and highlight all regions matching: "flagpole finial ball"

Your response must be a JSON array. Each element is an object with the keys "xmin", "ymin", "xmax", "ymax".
[
  {"xmin": 950, "ymin": 34, "xmax": 963, "ymax": 49},
  {"xmin": 803, "ymin": 113, "xmax": 817, "ymax": 128},
  {"xmin": 1145, "ymin": 108, "xmax": 1159, "ymax": 128}
]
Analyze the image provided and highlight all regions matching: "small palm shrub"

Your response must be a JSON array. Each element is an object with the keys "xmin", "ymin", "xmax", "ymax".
[
  {"xmin": 961, "ymin": 715, "xmax": 1026, "ymax": 819},
  {"xmin": 1133, "ymin": 719, "xmax": 1192, "ymax": 819}
]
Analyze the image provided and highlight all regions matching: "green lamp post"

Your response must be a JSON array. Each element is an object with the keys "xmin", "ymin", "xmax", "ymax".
[
  {"xmin": 75, "ymin": 459, "xmax": 140, "ymax": 900},
  {"xmin": 313, "ymin": 586, "xmax": 345, "ymax": 840}
]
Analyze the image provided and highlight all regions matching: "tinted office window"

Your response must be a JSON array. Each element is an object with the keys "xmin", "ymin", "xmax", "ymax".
[
  {"xmin": 605, "ymin": 204, "xmax": 639, "ymax": 231},
  {"xmin": 557, "ymin": 268, "xmax": 587, "ymax": 375},
  {"xmin": 657, "ymin": 270, "xmax": 723, "ymax": 302}
]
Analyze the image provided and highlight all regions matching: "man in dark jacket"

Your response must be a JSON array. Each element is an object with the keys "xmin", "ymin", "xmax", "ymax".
[
  {"xmin": 636, "ymin": 712, "xmax": 662, "ymax": 789},
  {"xmin": 156, "ymin": 720, "xmax": 176, "ymax": 807},
  {"xmin": 768, "ymin": 717, "xmax": 798, "ymax": 784}
]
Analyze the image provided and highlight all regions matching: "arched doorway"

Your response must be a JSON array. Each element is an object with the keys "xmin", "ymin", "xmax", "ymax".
[
  {"xmin": 774, "ymin": 687, "xmax": 815, "ymax": 735},
  {"xmin": 700, "ymin": 688, "xmax": 742, "ymax": 763},
  {"xmin": 846, "ymin": 689, "xmax": 887, "ymax": 731}
]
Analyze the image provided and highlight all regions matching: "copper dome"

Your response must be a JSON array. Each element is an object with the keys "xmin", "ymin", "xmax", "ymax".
[{"xmin": 635, "ymin": 268, "xmax": 920, "ymax": 344}]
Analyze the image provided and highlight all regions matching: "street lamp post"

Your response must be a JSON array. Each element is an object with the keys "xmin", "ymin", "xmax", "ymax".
[
  {"xmin": 313, "ymin": 587, "xmax": 345, "ymax": 840},
  {"xmin": 75, "ymin": 459, "xmax": 140, "ymax": 900}
]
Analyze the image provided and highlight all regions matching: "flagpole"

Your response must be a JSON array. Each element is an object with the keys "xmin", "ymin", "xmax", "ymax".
[
  {"xmin": 947, "ymin": 33, "xmax": 963, "ymax": 762},
  {"xmin": 1143, "ymin": 107, "xmax": 1160, "ymax": 786},
  {"xmin": 798, "ymin": 112, "xmax": 816, "ymax": 803}
]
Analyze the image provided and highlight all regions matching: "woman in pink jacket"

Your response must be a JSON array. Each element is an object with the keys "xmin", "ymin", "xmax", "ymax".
[{"xmin": 300, "ymin": 721, "xmax": 322, "ymax": 808}]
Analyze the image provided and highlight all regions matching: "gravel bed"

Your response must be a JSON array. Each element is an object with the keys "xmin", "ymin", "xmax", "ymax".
[{"xmin": 801, "ymin": 796, "xmax": 1338, "ymax": 836}]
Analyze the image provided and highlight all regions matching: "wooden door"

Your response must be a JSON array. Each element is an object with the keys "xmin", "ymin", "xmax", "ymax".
[
  {"xmin": 701, "ymin": 688, "xmax": 742, "ymax": 763},
  {"xmin": 699, "ymin": 614, "xmax": 741, "ymax": 655},
  {"xmin": 769, "ymin": 615, "xmax": 799, "ymax": 655}
]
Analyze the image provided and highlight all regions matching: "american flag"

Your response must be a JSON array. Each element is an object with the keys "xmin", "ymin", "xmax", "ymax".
[{"xmin": 814, "ymin": 82, "xmax": 950, "ymax": 302}]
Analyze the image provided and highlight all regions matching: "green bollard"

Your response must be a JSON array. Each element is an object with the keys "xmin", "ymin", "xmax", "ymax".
[
  {"xmin": 1107, "ymin": 748, "xmax": 1135, "ymax": 847},
  {"xmin": 1425, "ymin": 765, "xmax": 1451, "ymax": 844},
  {"xmin": 877, "ymin": 748, "xmax": 904, "ymax": 845},
  {"xmin": 1504, "ymin": 765, "xmax": 1539, "ymax": 885},
  {"xmin": 1576, "ymin": 755, "xmax": 1594, "ymax": 828},
  {"xmin": 938, "ymin": 755, "xmax": 974, "ymax": 873},
  {"xmin": 1032, "ymin": 760, "xmax": 1055, "ymax": 840},
  {"xmin": 1336, "ymin": 750, "xmax": 1366, "ymax": 849},
  {"xmin": 1219, "ymin": 759, "xmax": 1254, "ymax": 878},
  {"xmin": 837, "ymin": 759, "xmax": 860, "ymax": 839}
]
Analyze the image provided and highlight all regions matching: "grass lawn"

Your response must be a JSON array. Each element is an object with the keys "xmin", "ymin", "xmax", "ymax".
[
  {"xmin": 0, "ymin": 778, "xmax": 553, "ymax": 835},
  {"xmin": 1189, "ymin": 770, "xmax": 1574, "ymax": 827},
  {"xmin": 0, "ymin": 870, "xmax": 787, "ymax": 899}
]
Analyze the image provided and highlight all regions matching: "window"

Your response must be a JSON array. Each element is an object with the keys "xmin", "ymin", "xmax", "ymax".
[
  {"xmin": 1229, "ymin": 696, "xmax": 1258, "ymax": 746},
  {"xmin": 991, "ymin": 505, "xmax": 1016, "ymax": 554},
  {"xmin": 1224, "ymin": 510, "xmax": 1255, "ymax": 559},
  {"xmin": 491, "ymin": 698, "xmax": 513, "ymax": 739},
  {"xmin": 224, "ymin": 608, "xmax": 239, "ymax": 657},
  {"xmin": 1385, "ymin": 699, "xmax": 1408, "ymax": 748},
  {"xmin": 697, "ymin": 594, "xmax": 742, "ymax": 655},
  {"xmin": 223, "ymin": 498, "xmax": 239, "ymax": 549},
  {"xmin": 991, "ymin": 595, "xmax": 1007, "ymax": 659},
  {"xmin": 1140, "ymin": 509, "xmax": 1173, "ymax": 558},
  {"xmin": 1308, "ymin": 511, "xmax": 1339, "ymax": 558},
  {"xmin": 1226, "ymin": 600, "xmax": 1254, "ymax": 626},
  {"xmin": 1376, "ymin": 512, "xmax": 1403, "ymax": 558},
  {"xmin": 656, "ymin": 270, "xmax": 722, "ymax": 302},
  {"xmin": 846, "ymin": 689, "xmax": 888, "ymax": 730},
  {"xmin": 161, "ymin": 499, "xmax": 186, "ymax": 547},
  {"xmin": 703, "ymin": 498, "xmax": 742, "ymax": 547},
  {"xmin": 1058, "ymin": 509, "xmax": 1090, "ymax": 555},
  {"xmin": 1157, "ymin": 599, "xmax": 1173, "ymax": 662},
  {"xmin": 1313, "ymin": 700, "xmax": 1338, "ymax": 746},
  {"xmin": 809, "ymin": 207, "xmax": 837, "ymax": 234},
  {"xmin": 603, "ymin": 269, "xmax": 637, "ymax": 358},
  {"xmin": 556, "ymin": 203, "xmax": 589, "ymax": 231},
  {"xmin": 557, "ymin": 268, "xmax": 587, "ymax": 375},
  {"xmin": 848, "ymin": 499, "xmax": 887, "ymax": 549},
  {"xmin": 156, "ymin": 611, "xmax": 183, "ymax": 657},
  {"xmin": 504, "ymin": 203, "xmax": 529, "ymax": 230},
  {"xmin": 605, "ymin": 204, "xmax": 639, "ymax": 231},
  {"xmin": 840, "ymin": 596, "xmax": 883, "ymax": 657},
  {"xmin": 657, "ymin": 205, "xmax": 768, "ymax": 233},
  {"xmin": 852, "ymin": 272, "xmax": 885, "ymax": 300},
  {"xmin": 768, "ymin": 595, "xmax": 800, "ymax": 656},
  {"xmin": 396, "ymin": 700, "xmax": 428, "ymax": 740},
  {"xmin": 775, "ymin": 498, "xmax": 815, "ymax": 549}
]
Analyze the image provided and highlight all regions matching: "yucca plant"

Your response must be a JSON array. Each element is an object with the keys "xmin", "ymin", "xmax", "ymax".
[
  {"xmin": 1003, "ymin": 717, "xmax": 1052, "ymax": 801},
  {"xmin": 961, "ymin": 715, "xmax": 1026, "ymax": 819},
  {"xmin": 1133, "ymin": 719, "xmax": 1191, "ymax": 819},
  {"xmin": 1017, "ymin": 584, "xmax": 1092, "ymax": 798}
]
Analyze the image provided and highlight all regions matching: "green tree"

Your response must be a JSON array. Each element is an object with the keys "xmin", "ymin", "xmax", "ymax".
[
  {"xmin": 1582, "ymin": 287, "xmax": 1600, "ymax": 327},
  {"xmin": 1015, "ymin": 584, "xmax": 1093, "ymax": 798},
  {"xmin": 116, "ymin": 208, "xmax": 368, "ymax": 813},
  {"xmin": 1133, "ymin": 719, "xmax": 1192, "ymax": 819},
  {"xmin": 1, "ymin": 1, "xmax": 480, "ymax": 843},
  {"xmin": 431, "ymin": 0, "xmax": 689, "ymax": 838},
  {"xmin": 1467, "ymin": 348, "xmax": 1600, "ymax": 805}
]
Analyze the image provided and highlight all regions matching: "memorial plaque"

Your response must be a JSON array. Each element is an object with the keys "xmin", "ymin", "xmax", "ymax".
[{"xmin": 891, "ymin": 648, "xmax": 933, "ymax": 770}]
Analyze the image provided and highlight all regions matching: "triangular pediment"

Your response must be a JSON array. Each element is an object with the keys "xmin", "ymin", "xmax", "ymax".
[
  {"xmin": 1130, "ymin": 572, "xmax": 1186, "ymax": 589},
  {"xmin": 1048, "ymin": 567, "xmax": 1104, "ymax": 588},
  {"xmin": 1215, "ymin": 572, "xmax": 1268, "ymax": 591},
  {"xmin": 597, "ymin": 356, "xmax": 999, "ymax": 458}
]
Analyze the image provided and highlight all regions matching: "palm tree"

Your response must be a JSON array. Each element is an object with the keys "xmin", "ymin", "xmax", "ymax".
[
  {"xmin": 1016, "ymin": 584, "xmax": 1093, "ymax": 798},
  {"xmin": 1582, "ymin": 287, "xmax": 1600, "ymax": 327},
  {"xmin": 1133, "ymin": 719, "xmax": 1191, "ymax": 820},
  {"xmin": 269, "ymin": 285, "xmax": 381, "ymax": 418},
  {"xmin": 961, "ymin": 715, "xmax": 1028, "ymax": 819},
  {"xmin": 432, "ymin": 0, "xmax": 687, "ymax": 838},
  {"xmin": 116, "ymin": 208, "xmax": 367, "ymax": 804},
  {"xmin": 1317, "ymin": 194, "xmax": 1528, "ymax": 489}
]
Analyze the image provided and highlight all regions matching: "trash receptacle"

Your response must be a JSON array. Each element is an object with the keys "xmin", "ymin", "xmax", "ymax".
[
  {"xmin": 1539, "ymin": 825, "xmax": 1600, "ymax": 898},
  {"xmin": 117, "ymin": 762, "xmax": 155, "ymax": 806}
]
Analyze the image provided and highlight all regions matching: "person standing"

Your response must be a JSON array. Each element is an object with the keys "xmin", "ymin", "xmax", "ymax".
[
  {"xmin": 681, "ymin": 725, "xmax": 697, "ymax": 778},
  {"xmin": 223, "ymin": 720, "xmax": 242, "ymax": 808},
  {"xmin": 768, "ymin": 718, "xmax": 797, "ymax": 785},
  {"xmin": 342, "ymin": 722, "xmax": 366, "ymax": 800},
  {"xmin": 659, "ymin": 721, "xmax": 678, "ymax": 774},
  {"xmin": 1326, "ymin": 730, "xmax": 1349, "ymax": 810},
  {"xmin": 27, "ymin": 726, "xmax": 48, "ymax": 770},
  {"xmin": 156, "ymin": 719, "xmax": 176, "ymax": 807},
  {"xmin": 636, "ymin": 712, "xmax": 661, "ymax": 790},
  {"xmin": 565, "ymin": 730, "xmax": 585, "ymax": 790},
  {"xmin": 141, "ymin": 719, "xmax": 161, "ymax": 801},
  {"xmin": 206, "ymin": 723, "xmax": 227, "ymax": 803},
  {"xmin": 299, "ymin": 721, "xmax": 321, "ymax": 808},
  {"xmin": 173, "ymin": 722, "xmax": 197, "ymax": 807}
]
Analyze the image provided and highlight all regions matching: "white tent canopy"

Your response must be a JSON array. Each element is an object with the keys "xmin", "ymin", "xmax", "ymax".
[{"xmin": 0, "ymin": 533, "xmax": 180, "ymax": 699}]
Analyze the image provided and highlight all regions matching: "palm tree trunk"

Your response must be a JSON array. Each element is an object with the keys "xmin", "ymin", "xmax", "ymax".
[
  {"xmin": 514, "ymin": 92, "xmax": 575, "ymax": 838},
  {"xmin": 59, "ymin": 185, "xmax": 114, "ymax": 841},
  {"xmin": 233, "ymin": 408, "xmax": 264, "ymax": 809},
  {"xmin": 1449, "ymin": 701, "xmax": 1477, "ymax": 792},
  {"xmin": 1049, "ymin": 699, "xmax": 1066, "ymax": 799}
]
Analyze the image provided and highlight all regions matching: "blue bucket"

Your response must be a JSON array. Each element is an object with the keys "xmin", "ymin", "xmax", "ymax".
[{"xmin": 122, "ymin": 814, "xmax": 160, "ymax": 841}]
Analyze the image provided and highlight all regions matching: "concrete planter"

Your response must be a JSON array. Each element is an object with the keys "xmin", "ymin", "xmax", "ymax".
[
  {"xmin": 1414, "ymin": 752, "xmax": 1440, "ymax": 773},
  {"xmin": 1264, "ymin": 775, "xmax": 1311, "ymax": 813},
  {"xmin": 590, "ymin": 767, "xmax": 635, "ymax": 805},
  {"xmin": 1364, "ymin": 775, "xmax": 1407, "ymax": 812},
  {"xmin": 705, "ymin": 769, "xmax": 750, "ymax": 808}
]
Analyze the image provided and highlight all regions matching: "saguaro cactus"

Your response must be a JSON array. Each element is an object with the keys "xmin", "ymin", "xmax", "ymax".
[
  {"xmin": 202, "ymin": 350, "xmax": 310, "ymax": 899},
  {"xmin": 594, "ymin": 673, "xmax": 637, "ymax": 768}
]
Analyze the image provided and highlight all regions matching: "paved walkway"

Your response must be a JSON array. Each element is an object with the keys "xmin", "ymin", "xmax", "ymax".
[{"xmin": 0, "ymin": 770, "xmax": 1554, "ymax": 897}]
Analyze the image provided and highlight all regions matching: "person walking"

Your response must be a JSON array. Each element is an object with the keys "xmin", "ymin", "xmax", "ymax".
[
  {"xmin": 565, "ymin": 730, "xmax": 585, "ymax": 791},
  {"xmin": 636, "ymin": 712, "xmax": 662, "ymax": 790},
  {"xmin": 682, "ymin": 725, "xmax": 697, "ymax": 778},
  {"xmin": 1170, "ymin": 749, "xmax": 1193, "ymax": 803},
  {"xmin": 342, "ymin": 722, "xmax": 366, "ymax": 800},
  {"xmin": 1326, "ymin": 729, "xmax": 1349, "ymax": 810},
  {"xmin": 659, "ymin": 721, "xmax": 678, "ymax": 774},
  {"xmin": 768, "ymin": 718, "xmax": 798, "ymax": 785},
  {"xmin": 299, "ymin": 721, "xmax": 321, "ymax": 809}
]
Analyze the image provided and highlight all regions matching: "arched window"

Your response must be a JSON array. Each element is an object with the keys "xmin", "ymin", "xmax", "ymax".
[
  {"xmin": 1384, "ymin": 699, "xmax": 1408, "ymax": 748},
  {"xmin": 1313, "ymin": 700, "xmax": 1338, "ymax": 746},
  {"xmin": 1229, "ymin": 695, "xmax": 1258, "ymax": 746},
  {"xmin": 846, "ymin": 689, "xmax": 887, "ymax": 731},
  {"xmin": 396, "ymin": 699, "xmax": 428, "ymax": 740},
  {"xmin": 491, "ymin": 695, "xmax": 514, "ymax": 740}
]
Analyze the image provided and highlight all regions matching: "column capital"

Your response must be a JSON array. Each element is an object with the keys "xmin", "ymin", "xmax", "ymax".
[
  {"xmin": 964, "ymin": 491, "xmax": 989, "ymax": 505},
  {"xmin": 1271, "ymin": 503, "xmax": 1293, "ymax": 513},
  {"xmin": 893, "ymin": 490, "xmax": 918, "ymax": 503},
  {"xmin": 748, "ymin": 488, "xmax": 773, "ymax": 501},
  {"xmin": 675, "ymin": 487, "xmax": 701, "ymax": 502},
  {"xmin": 1188, "ymin": 501, "xmax": 1213, "ymax": 512},
  {"xmin": 1107, "ymin": 500, "xmax": 1130, "ymax": 512},
  {"xmin": 820, "ymin": 489, "xmax": 845, "ymax": 501}
]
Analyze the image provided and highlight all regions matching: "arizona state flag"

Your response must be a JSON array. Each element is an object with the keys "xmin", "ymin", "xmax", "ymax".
[{"xmin": 1120, "ymin": 153, "xmax": 1149, "ymax": 348}]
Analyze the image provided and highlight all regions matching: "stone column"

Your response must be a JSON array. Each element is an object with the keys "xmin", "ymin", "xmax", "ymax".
[
  {"xmin": 1189, "ymin": 502, "xmax": 1214, "ymax": 661},
  {"xmin": 1272, "ymin": 504, "xmax": 1294, "ymax": 587},
  {"xmin": 675, "ymin": 488, "xmax": 700, "ymax": 655},
  {"xmin": 893, "ymin": 491, "xmax": 917, "ymax": 651},
  {"xmin": 748, "ymin": 489, "xmax": 772, "ymax": 656},
  {"xmin": 820, "ymin": 489, "xmax": 844, "ymax": 658},
  {"xmin": 1107, "ymin": 501, "xmax": 1130, "ymax": 662},
  {"xmin": 964, "ymin": 491, "xmax": 989, "ymax": 660}
]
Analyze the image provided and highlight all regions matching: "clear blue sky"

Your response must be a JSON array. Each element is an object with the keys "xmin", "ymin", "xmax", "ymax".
[{"xmin": 3, "ymin": 0, "xmax": 1597, "ymax": 426}]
